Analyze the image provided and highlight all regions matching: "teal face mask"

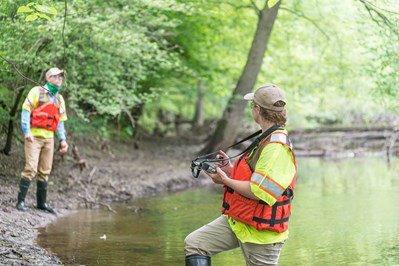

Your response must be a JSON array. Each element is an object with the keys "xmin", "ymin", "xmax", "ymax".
[{"xmin": 46, "ymin": 82, "xmax": 60, "ymax": 95}]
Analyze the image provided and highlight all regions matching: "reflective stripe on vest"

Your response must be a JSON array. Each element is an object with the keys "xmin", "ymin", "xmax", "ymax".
[
  {"xmin": 39, "ymin": 86, "xmax": 61, "ymax": 108},
  {"xmin": 251, "ymin": 173, "xmax": 285, "ymax": 199}
]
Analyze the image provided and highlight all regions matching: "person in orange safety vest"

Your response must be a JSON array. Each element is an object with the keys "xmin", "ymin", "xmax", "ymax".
[
  {"xmin": 16, "ymin": 67, "xmax": 69, "ymax": 214},
  {"xmin": 185, "ymin": 84, "xmax": 297, "ymax": 266}
]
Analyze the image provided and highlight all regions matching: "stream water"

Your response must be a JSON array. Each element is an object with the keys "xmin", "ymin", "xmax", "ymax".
[{"xmin": 37, "ymin": 157, "xmax": 399, "ymax": 265}]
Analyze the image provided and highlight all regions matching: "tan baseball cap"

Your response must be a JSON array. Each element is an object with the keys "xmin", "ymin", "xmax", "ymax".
[
  {"xmin": 244, "ymin": 84, "xmax": 286, "ymax": 112},
  {"xmin": 45, "ymin": 68, "xmax": 65, "ymax": 79}
]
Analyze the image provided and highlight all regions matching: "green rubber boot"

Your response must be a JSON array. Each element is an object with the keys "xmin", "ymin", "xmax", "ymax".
[
  {"xmin": 36, "ymin": 180, "xmax": 56, "ymax": 214},
  {"xmin": 16, "ymin": 178, "xmax": 31, "ymax": 212}
]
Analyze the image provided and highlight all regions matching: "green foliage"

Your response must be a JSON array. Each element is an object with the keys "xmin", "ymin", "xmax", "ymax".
[
  {"xmin": 0, "ymin": 0, "xmax": 398, "ymax": 141},
  {"xmin": 17, "ymin": 2, "xmax": 57, "ymax": 22},
  {"xmin": 357, "ymin": 0, "xmax": 399, "ymax": 113},
  {"xmin": 1, "ymin": 0, "xmax": 188, "ymax": 136},
  {"xmin": 253, "ymin": 0, "xmax": 399, "ymax": 129},
  {"xmin": 17, "ymin": 6, "xmax": 33, "ymax": 13},
  {"xmin": 268, "ymin": 0, "xmax": 280, "ymax": 8}
]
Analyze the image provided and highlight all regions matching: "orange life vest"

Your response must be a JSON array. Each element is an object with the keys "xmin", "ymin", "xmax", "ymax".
[
  {"xmin": 222, "ymin": 130, "xmax": 297, "ymax": 233},
  {"xmin": 30, "ymin": 87, "xmax": 61, "ymax": 132}
]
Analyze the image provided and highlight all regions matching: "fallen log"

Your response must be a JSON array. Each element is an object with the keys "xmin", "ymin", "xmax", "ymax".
[{"xmin": 289, "ymin": 127, "xmax": 399, "ymax": 158}]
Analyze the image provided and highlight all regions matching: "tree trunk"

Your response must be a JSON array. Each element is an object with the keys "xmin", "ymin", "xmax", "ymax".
[
  {"xmin": 3, "ymin": 86, "xmax": 25, "ymax": 155},
  {"xmin": 126, "ymin": 102, "xmax": 145, "ymax": 149},
  {"xmin": 192, "ymin": 78, "xmax": 205, "ymax": 129},
  {"xmin": 201, "ymin": 1, "xmax": 281, "ymax": 153}
]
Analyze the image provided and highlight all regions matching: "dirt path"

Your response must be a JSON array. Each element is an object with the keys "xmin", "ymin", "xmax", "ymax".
[{"xmin": 0, "ymin": 137, "xmax": 210, "ymax": 265}]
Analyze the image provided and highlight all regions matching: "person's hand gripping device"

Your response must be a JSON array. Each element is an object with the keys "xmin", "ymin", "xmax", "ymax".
[
  {"xmin": 190, "ymin": 156, "xmax": 224, "ymax": 178},
  {"xmin": 191, "ymin": 150, "xmax": 234, "ymax": 178}
]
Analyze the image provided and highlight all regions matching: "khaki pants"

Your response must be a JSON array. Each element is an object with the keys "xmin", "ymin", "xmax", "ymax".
[
  {"xmin": 21, "ymin": 137, "xmax": 54, "ymax": 182},
  {"xmin": 184, "ymin": 215, "xmax": 283, "ymax": 266}
]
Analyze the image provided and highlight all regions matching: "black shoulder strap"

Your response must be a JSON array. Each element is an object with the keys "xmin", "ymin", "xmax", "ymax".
[
  {"xmin": 193, "ymin": 130, "xmax": 262, "ymax": 161},
  {"xmin": 193, "ymin": 125, "xmax": 282, "ymax": 163},
  {"xmin": 225, "ymin": 129, "xmax": 262, "ymax": 150},
  {"xmin": 238, "ymin": 125, "xmax": 283, "ymax": 163}
]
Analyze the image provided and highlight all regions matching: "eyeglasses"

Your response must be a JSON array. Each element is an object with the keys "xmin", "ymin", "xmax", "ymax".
[
  {"xmin": 250, "ymin": 101, "xmax": 258, "ymax": 109},
  {"xmin": 51, "ymin": 74, "xmax": 64, "ymax": 79}
]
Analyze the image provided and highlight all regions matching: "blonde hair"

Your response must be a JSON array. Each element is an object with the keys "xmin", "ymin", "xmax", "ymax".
[{"xmin": 258, "ymin": 102, "xmax": 287, "ymax": 127}]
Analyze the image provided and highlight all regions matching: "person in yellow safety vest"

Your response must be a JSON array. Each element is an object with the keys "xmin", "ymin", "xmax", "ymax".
[
  {"xmin": 185, "ymin": 84, "xmax": 297, "ymax": 266},
  {"xmin": 16, "ymin": 67, "xmax": 69, "ymax": 214}
]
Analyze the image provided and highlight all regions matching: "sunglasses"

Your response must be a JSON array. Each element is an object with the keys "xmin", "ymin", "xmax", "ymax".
[{"xmin": 51, "ymin": 74, "xmax": 64, "ymax": 79}]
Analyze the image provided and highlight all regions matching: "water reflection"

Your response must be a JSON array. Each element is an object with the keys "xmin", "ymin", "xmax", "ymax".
[{"xmin": 37, "ymin": 157, "xmax": 399, "ymax": 265}]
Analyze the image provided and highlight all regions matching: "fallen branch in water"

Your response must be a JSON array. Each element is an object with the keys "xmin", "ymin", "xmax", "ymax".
[
  {"xmin": 98, "ymin": 202, "xmax": 117, "ymax": 214},
  {"xmin": 290, "ymin": 127, "xmax": 399, "ymax": 158},
  {"xmin": 78, "ymin": 194, "xmax": 116, "ymax": 214}
]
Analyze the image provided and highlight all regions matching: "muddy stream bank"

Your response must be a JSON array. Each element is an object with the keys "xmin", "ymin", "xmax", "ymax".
[{"xmin": 0, "ymin": 136, "xmax": 209, "ymax": 265}]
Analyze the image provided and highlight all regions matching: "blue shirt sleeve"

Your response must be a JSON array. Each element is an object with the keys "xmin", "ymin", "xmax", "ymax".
[
  {"xmin": 56, "ymin": 120, "xmax": 66, "ymax": 141},
  {"xmin": 21, "ymin": 110, "xmax": 31, "ymax": 135}
]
